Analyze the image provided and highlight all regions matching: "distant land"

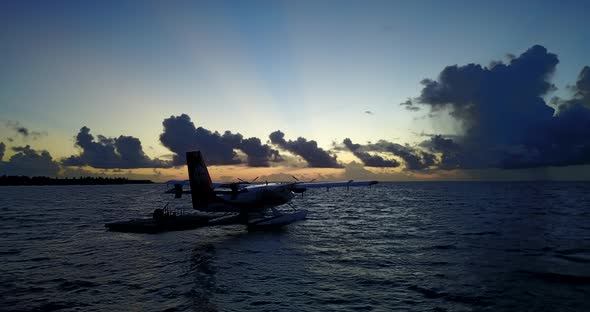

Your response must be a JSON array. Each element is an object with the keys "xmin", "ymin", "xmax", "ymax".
[{"xmin": 0, "ymin": 175, "xmax": 154, "ymax": 186}]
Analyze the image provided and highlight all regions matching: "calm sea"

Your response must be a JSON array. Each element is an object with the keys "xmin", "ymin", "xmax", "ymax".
[{"xmin": 1, "ymin": 182, "xmax": 589, "ymax": 311}]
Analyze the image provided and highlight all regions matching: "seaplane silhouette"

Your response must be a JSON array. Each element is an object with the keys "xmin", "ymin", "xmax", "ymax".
[{"xmin": 106, "ymin": 151, "xmax": 377, "ymax": 233}]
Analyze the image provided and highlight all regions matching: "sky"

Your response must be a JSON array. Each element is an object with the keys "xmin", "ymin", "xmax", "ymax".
[{"xmin": 1, "ymin": 0, "xmax": 589, "ymax": 181}]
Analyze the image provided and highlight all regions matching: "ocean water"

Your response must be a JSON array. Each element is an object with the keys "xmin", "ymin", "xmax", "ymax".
[{"xmin": 1, "ymin": 182, "xmax": 590, "ymax": 312}]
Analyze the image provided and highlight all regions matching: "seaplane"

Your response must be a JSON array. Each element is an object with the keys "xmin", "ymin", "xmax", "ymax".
[{"xmin": 105, "ymin": 151, "xmax": 377, "ymax": 233}]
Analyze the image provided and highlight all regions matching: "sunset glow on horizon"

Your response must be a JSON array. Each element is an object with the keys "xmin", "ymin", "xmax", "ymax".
[{"xmin": 1, "ymin": 1, "xmax": 589, "ymax": 181}]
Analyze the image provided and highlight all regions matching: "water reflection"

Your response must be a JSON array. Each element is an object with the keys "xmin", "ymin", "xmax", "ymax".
[
  {"xmin": 2, "ymin": 183, "xmax": 590, "ymax": 311},
  {"xmin": 190, "ymin": 242, "xmax": 217, "ymax": 312}
]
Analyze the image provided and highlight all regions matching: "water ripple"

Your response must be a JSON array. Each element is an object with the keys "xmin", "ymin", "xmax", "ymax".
[{"xmin": 1, "ymin": 182, "xmax": 589, "ymax": 311}]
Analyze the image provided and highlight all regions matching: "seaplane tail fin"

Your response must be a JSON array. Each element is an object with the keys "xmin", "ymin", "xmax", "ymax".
[{"xmin": 186, "ymin": 151, "xmax": 218, "ymax": 210}]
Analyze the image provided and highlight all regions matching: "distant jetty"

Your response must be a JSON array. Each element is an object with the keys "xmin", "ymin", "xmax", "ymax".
[{"xmin": 0, "ymin": 175, "xmax": 154, "ymax": 186}]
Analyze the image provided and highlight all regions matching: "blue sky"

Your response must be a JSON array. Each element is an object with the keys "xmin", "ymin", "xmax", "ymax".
[{"xmin": 1, "ymin": 0, "xmax": 589, "ymax": 180}]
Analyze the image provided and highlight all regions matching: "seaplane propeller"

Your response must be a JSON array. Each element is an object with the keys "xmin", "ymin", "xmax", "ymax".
[
  {"xmin": 290, "ymin": 176, "xmax": 317, "ymax": 194},
  {"xmin": 163, "ymin": 183, "xmax": 188, "ymax": 198},
  {"xmin": 173, "ymin": 183, "xmax": 183, "ymax": 198},
  {"xmin": 290, "ymin": 175, "xmax": 316, "ymax": 183},
  {"xmin": 215, "ymin": 177, "xmax": 258, "ymax": 200},
  {"xmin": 237, "ymin": 176, "xmax": 259, "ymax": 184}
]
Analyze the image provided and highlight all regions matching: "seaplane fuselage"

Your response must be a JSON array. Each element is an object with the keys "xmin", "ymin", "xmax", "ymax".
[
  {"xmin": 199, "ymin": 183, "xmax": 296, "ymax": 212},
  {"xmin": 182, "ymin": 151, "xmax": 301, "ymax": 214}
]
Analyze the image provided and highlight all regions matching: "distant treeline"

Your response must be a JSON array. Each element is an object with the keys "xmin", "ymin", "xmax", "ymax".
[{"xmin": 0, "ymin": 175, "xmax": 154, "ymax": 186}]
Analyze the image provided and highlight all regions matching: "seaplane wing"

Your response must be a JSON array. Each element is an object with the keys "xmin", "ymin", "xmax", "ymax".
[
  {"xmin": 294, "ymin": 180, "xmax": 378, "ymax": 188},
  {"xmin": 166, "ymin": 180, "xmax": 190, "ymax": 185},
  {"xmin": 166, "ymin": 180, "xmax": 227, "ymax": 188},
  {"xmin": 164, "ymin": 180, "xmax": 378, "ymax": 200},
  {"xmin": 165, "ymin": 180, "xmax": 378, "ymax": 190}
]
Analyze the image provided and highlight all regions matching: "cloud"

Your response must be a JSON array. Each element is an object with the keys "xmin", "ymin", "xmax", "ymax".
[
  {"xmin": 0, "ymin": 145, "xmax": 60, "ymax": 176},
  {"xmin": 516, "ymin": 102, "xmax": 590, "ymax": 168},
  {"xmin": 418, "ymin": 45, "xmax": 557, "ymax": 136},
  {"xmin": 410, "ymin": 45, "xmax": 590, "ymax": 169},
  {"xmin": 2, "ymin": 121, "xmax": 47, "ymax": 139},
  {"xmin": 400, "ymin": 98, "xmax": 420, "ymax": 111},
  {"xmin": 342, "ymin": 138, "xmax": 400, "ymax": 167},
  {"xmin": 345, "ymin": 138, "xmax": 436, "ymax": 170},
  {"xmin": 0, "ymin": 142, "xmax": 5, "ymax": 161},
  {"xmin": 366, "ymin": 140, "xmax": 436, "ymax": 170},
  {"xmin": 239, "ymin": 137, "xmax": 283, "ymax": 167},
  {"xmin": 411, "ymin": 131, "xmax": 461, "ymax": 139},
  {"xmin": 269, "ymin": 130, "xmax": 343, "ymax": 168},
  {"xmin": 575, "ymin": 66, "xmax": 590, "ymax": 106},
  {"xmin": 420, "ymin": 135, "xmax": 463, "ymax": 170},
  {"xmin": 160, "ymin": 114, "xmax": 281, "ymax": 167},
  {"xmin": 63, "ymin": 126, "xmax": 170, "ymax": 168},
  {"xmin": 16, "ymin": 127, "xmax": 29, "ymax": 136},
  {"xmin": 340, "ymin": 161, "xmax": 416, "ymax": 181},
  {"xmin": 553, "ymin": 66, "xmax": 590, "ymax": 113}
]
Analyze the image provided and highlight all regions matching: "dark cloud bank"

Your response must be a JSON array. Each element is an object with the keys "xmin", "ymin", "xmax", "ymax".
[
  {"xmin": 403, "ymin": 45, "xmax": 590, "ymax": 170},
  {"xmin": 3, "ymin": 45, "xmax": 588, "ymax": 177},
  {"xmin": 159, "ymin": 114, "xmax": 345, "ymax": 168},
  {"xmin": 160, "ymin": 114, "xmax": 282, "ymax": 167},
  {"xmin": 63, "ymin": 126, "xmax": 169, "ymax": 169},
  {"xmin": 0, "ymin": 115, "xmax": 349, "ymax": 176},
  {"xmin": 341, "ymin": 138, "xmax": 439, "ymax": 171},
  {"xmin": 0, "ymin": 145, "xmax": 60, "ymax": 176},
  {"xmin": 2, "ymin": 120, "xmax": 47, "ymax": 140},
  {"xmin": 342, "ymin": 138, "xmax": 400, "ymax": 168},
  {"xmin": 269, "ymin": 130, "xmax": 342, "ymax": 168}
]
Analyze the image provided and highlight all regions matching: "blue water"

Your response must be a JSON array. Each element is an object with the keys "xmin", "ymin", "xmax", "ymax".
[{"xmin": 1, "ymin": 182, "xmax": 590, "ymax": 311}]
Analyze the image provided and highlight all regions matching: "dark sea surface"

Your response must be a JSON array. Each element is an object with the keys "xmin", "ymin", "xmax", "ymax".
[{"xmin": 1, "ymin": 182, "xmax": 590, "ymax": 312}]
